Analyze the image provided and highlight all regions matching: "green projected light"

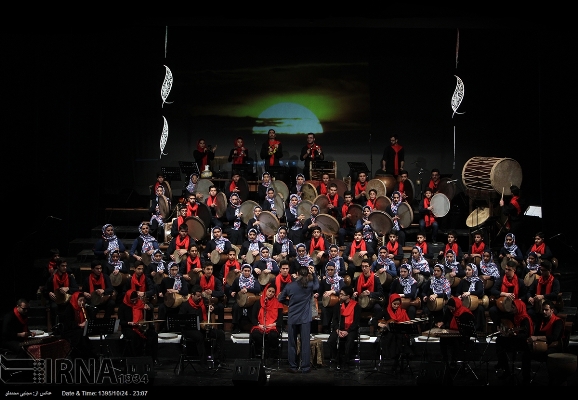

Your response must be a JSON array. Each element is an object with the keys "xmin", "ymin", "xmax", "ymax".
[{"xmin": 253, "ymin": 102, "xmax": 323, "ymax": 135}]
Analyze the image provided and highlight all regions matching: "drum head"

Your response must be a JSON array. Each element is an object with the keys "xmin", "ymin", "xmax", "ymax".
[
  {"xmin": 240, "ymin": 200, "xmax": 260, "ymax": 225},
  {"xmin": 490, "ymin": 158, "xmax": 523, "ymax": 195},
  {"xmin": 162, "ymin": 181, "xmax": 172, "ymax": 203},
  {"xmin": 437, "ymin": 178, "xmax": 456, "ymax": 201},
  {"xmin": 271, "ymin": 180, "xmax": 289, "ymax": 202},
  {"xmin": 258, "ymin": 272, "xmax": 274, "ymax": 286},
  {"xmin": 348, "ymin": 204, "xmax": 364, "ymax": 225},
  {"xmin": 301, "ymin": 182, "xmax": 318, "ymax": 202},
  {"xmin": 153, "ymin": 272, "xmax": 166, "ymax": 285},
  {"xmin": 298, "ymin": 200, "xmax": 313, "ymax": 220},
  {"xmin": 313, "ymin": 194, "xmax": 330, "ymax": 214},
  {"xmin": 524, "ymin": 272, "xmax": 536, "ymax": 287},
  {"xmin": 358, "ymin": 294, "xmax": 370, "ymax": 308},
  {"xmin": 496, "ymin": 296, "xmax": 513, "ymax": 312},
  {"xmin": 329, "ymin": 179, "xmax": 348, "ymax": 198},
  {"xmin": 397, "ymin": 202, "xmax": 414, "ymax": 228},
  {"xmin": 431, "ymin": 193, "xmax": 450, "ymax": 217},
  {"xmin": 466, "ymin": 207, "xmax": 490, "ymax": 228},
  {"xmin": 374, "ymin": 196, "xmax": 391, "ymax": 211},
  {"xmin": 398, "ymin": 177, "xmax": 415, "ymax": 203},
  {"xmin": 110, "ymin": 272, "xmax": 125, "ymax": 286},
  {"xmin": 378, "ymin": 270, "xmax": 393, "ymax": 286},
  {"xmin": 274, "ymin": 193, "xmax": 285, "ymax": 219},
  {"xmin": 164, "ymin": 220, "xmax": 173, "ymax": 243},
  {"xmin": 196, "ymin": 202, "xmax": 213, "ymax": 231},
  {"xmin": 185, "ymin": 216, "xmax": 207, "ymax": 242},
  {"xmin": 226, "ymin": 269, "xmax": 240, "ymax": 286},
  {"xmin": 368, "ymin": 210, "xmax": 393, "ymax": 237},
  {"xmin": 158, "ymin": 196, "xmax": 171, "ymax": 219},
  {"xmin": 367, "ymin": 179, "xmax": 387, "ymax": 198},
  {"xmin": 322, "ymin": 294, "xmax": 338, "ymax": 308},
  {"xmin": 258, "ymin": 211, "xmax": 280, "ymax": 237},
  {"xmin": 195, "ymin": 179, "xmax": 214, "ymax": 203},
  {"xmin": 215, "ymin": 192, "xmax": 228, "ymax": 218},
  {"xmin": 315, "ymin": 213, "xmax": 340, "ymax": 237}
]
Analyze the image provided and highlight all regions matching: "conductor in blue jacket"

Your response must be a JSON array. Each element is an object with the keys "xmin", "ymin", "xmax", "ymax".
[{"xmin": 278, "ymin": 264, "xmax": 319, "ymax": 373}]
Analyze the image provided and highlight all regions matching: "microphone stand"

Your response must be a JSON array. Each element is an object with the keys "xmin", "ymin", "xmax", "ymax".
[{"xmin": 336, "ymin": 299, "xmax": 341, "ymax": 369}]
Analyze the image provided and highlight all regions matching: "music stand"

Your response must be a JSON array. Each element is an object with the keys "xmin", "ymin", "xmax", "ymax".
[
  {"xmin": 388, "ymin": 322, "xmax": 419, "ymax": 376},
  {"xmin": 179, "ymin": 161, "xmax": 200, "ymax": 178},
  {"xmin": 84, "ymin": 318, "xmax": 119, "ymax": 360},
  {"xmin": 454, "ymin": 319, "xmax": 480, "ymax": 381},
  {"xmin": 167, "ymin": 315, "xmax": 200, "ymax": 374},
  {"xmin": 161, "ymin": 167, "xmax": 181, "ymax": 184}
]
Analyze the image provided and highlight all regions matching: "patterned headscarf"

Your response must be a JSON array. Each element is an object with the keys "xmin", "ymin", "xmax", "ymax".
[
  {"xmin": 411, "ymin": 246, "xmax": 430, "ymax": 273},
  {"xmin": 504, "ymin": 233, "xmax": 519, "ymax": 255},
  {"xmin": 102, "ymin": 224, "xmax": 120, "ymax": 264},
  {"xmin": 138, "ymin": 222, "xmax": 156, "ymax": 253},
  {"xmin": 296, "ymin": 243, "xmax": 313, "ymax": 266},
  {"xmin": 324, "ymin": 261, "xmax": 343, "ymax": 292},
  {"xmin": 465, "ymin": 263, "xmax": 481, "ymax": 292},
  {"xmin": 398, "ymin": 263, "xmax": 417, "ymax": 294},
  {"xmin": 238, "ymin": 264, "xmax": 255, "ymax": 289},
  {"xmin": 479, "ymin": 251, "xmax": 500, "ymax": 278}
]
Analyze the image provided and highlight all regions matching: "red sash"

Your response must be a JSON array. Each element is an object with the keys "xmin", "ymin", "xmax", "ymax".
[
  {"xmin": 356, "ymin": 273, "xmax": 375, "ymax": 294},
  {"xmin": 536, "ymin": 274, "xmax": 554, "ymax": 295},
  {"xmin": 349, "ymin": 240, "xmax": 367, "ymax": 259},
  {"xmin": 341, "ymin": 300, "xmax": 357, "ymax": 330},
  {"xmin": 89, "ymin": 273, "xmax": 105, "ymax": 293}
]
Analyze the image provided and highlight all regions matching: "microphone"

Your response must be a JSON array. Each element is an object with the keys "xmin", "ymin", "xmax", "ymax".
[
  {"xmin": 549, "ymin": 233, "xmax": 562, "ymax": 240},
  {"xmin": 48, "ymin": 216, "xmax": 62, "ymax": 221}
]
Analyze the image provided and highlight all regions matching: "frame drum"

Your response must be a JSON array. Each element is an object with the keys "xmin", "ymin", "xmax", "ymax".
[
  {"xmin": 427, "ymin": 297, "xmax": 445, "ymax": 312},
  {"xmin": 368, "ymin": 210, "xmax": 393, "ymax": 237},
  {"xmin": 257, "ymin": 211, "xmax": 280, "ymax": 237},
  {"xmin": 153, "ymin": 272, "xmax": 166, "ymax": 285},
  {"xmin": 322, "ymin": 294, "xmax": 339, "ymax": 308},
  {"xmin": 226, "ymin": 269, "xmax": 240, "ymax": 286},
  {"xmin": 352, "ymin": 252, "xmax": 366, "ymax": 267},
  {"xmin": 301, "ymin": 182, "xmax": 318, "ymax": 202},
  {"xmin": 90, "ymin": 291, "xmax": 111, "ymax": 306},
  {"xmin": 158, "ymin": 195, "xmax": 171, "ymax": 220},
  {"xmin": 483, "ymin": 277, "xmax": 494, "ymax": 290},
  {"xmin": 315, "ymin": 214, "xmax": 340, "ymax": 237},
  {"xmin": 298, "ymin": 199, "xmax": 313, "ymax": 220},
  {"xmin": 533, "ymin": 297, "xmax": 545, "ymax": 313},
  {"xmin": 194, "ymin": 178, "xmax": 214, "ymax": 204},
  {"xmin": 110, "ymin": 271, "xmax": 130, "ymax": 287},
  {"xmin": 236, "ymin": 292, "xmax": 260, "ymax": 308},
  {"xmin": 374, "ymin": 196, "xmax": 391, "ymax": 211},
  {"xmin": 412, "ymin": 272, "xmax": 426, "ymax": 287},
  {"xmin": 185, "ymin": 216, "xmax": 207, "ymax": 242},
  {"xmin": 215, "ymin": 192, "xmax": 228, "ymax": 218},
  {"xmin": 496, "ymin": 296, "xmax": 513, "ymax": 312},
  {"xmin": 210, "ymin": 250, "xmax": 228, "ymax": 266},
  {"xmin": 437, "ymin": 178, "xmax": 456, "ymax": 201},
  {"xmin": 239, "ymin": 200, "xmax": 260, "ymax": 225},
  {"xmin": 54, "ymin": 290, "xmax": 71, "ymax": 305},
  {"xmin": 184, "ymin": 270, "xmax": 202, "ymax": 285},
  {"xmin": 462, "ymin": 157, "xmax": 523, "ymax": 195},
  {"xmin": 164, "ymin": 292, "xmax": 189, "ymax": 308},
  {"xmin": 343, "ymin": 275, "xmax": 351, "ymax": 287},
  {"xmin": 430, "ymin": 193, "xmax": 450, "ymax": 217},
  {"xmin": 366, "ymin": 179, "xmax": 387, "ymax": 198},
  {"xmin": 358, "ymin": 294, "xmax": 383, "ymax": 309},
  {"xmin": 398, "ymin": 177, "xmax": 415, "ymax": 203},
  {"xmin": 466, "ymin": 207, "xmax": 490, "ymax": 228},
  {"xmin": 372, "ymin": 175, "xmax": 397, "ymax": 196},
  {"xmin": 401, "ymin": 297, "xmax": 422, "ymax": 310},
  {"xmin": 524, "ymin": 272, "xmax": 536, "ymax": 287},
  {"xmin": 347, "ymin": 204, "xmax": 364, "ymax": 225},
  {"xmin": 377, "ymin": 270, "xmax": 393, "ymax": 287},
  {"xmin": 271, "ymin": 180, "xmax": 289, "ymax": 202},
  {"xmin": 258, "ymin": 271, "xmax": 275, "ymax": 286},
  {"xmin": 196, "ymin": 202, "xmax": 213, "ymax": 231},
  {"xmin": 274, "ymin": 193, "xmax": 285, "ymax": 220},
  {"xmin": 397, "ymin": 202, "xmax": 414, "ymax": 228},
  {"xmin": 313, "ymin": 194, "xmax": 330, "ymax": 214},
  {"xmin": 164, "ymin": 220, "xmax": 173, "ymax": 243}
]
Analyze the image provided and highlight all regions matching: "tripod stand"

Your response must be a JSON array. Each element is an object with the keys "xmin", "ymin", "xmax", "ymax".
[
  {"xmin": 83, "ymin": 318, "xmax": 119, "ymax": 361},
  {"xmin": 167, "ymin": 315, "xmax": 200, "ymax": 375},
  {"xmin": 453, "ymin": 318, "xmax": 481, "ymax": 381}
]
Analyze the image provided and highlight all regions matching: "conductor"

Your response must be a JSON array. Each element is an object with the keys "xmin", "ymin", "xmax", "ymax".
[{"xmin": 278, "ymin": 264, "xmax": 319, "ymax": 373}]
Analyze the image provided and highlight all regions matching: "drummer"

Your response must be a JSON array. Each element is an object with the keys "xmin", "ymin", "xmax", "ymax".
[
  {"xmin": 258, "ymin": 172, "xmax": 272, "ymax": 205},
  {"xmin": 421, "ymin": 264, "xmax": 451, "ymax": 327},
  {"xmin": 222, "ymin": 247, "xmax": 241, "ymax": 301},
  {"xmin": 252, "ymin": 246, "xmax": 280, "ymax": 283},
  {"xmin": 289, "ymin": 173, "xmax": 306, "ymax": 200},
  {"xmin": 488, "ymin": 260, "xmax": 527, "ymax": 332},
  {"xmin": 305, "ymin": 226, "xmax": 329, "ymax": 277},
  {"xmin": 262, "ymin": 187, "xmax": 280, "ymax": 219},
  {"xmin": 205, "ymin": 185, "xmax": 223, "ymax": 230},
  {"xmin": 427, "ymin": 168, "xmax": 441, "ymax": 194},
  {"xmin": 165, "ymin": 223, "xmax": 197, "ymax": 263},
  {"xmin": 353, "ymin": 258, "xmax": 384, "ymax": 331},
  {"xmin": 316, "ymin": 173, "xmax": 330, "ymax": 196},
  {"xmin": 203, "ymin": 226, "xmax": 233, "ymax": 277},
  {"xmin": 409, "ymin": 246, "xmax": 432, "ymax": 294},
  {"xmin": 182, "ymin": 172, "xmax": 200, "ymax": 200},
  {"xmin": 326, "ymin": 183, "xmax": 344, "ymax": 236},
  {"xmin": 105, "ymin": 249, "xmax": 131, "ymax": 306},
  {"xmin": 384, "ymin": 191, "xmax": 407, "ymax": 247},
  {"xmin": 353, "ymin": 171, "xmax": 369, "ymax": 206},
  {"xmin": 524, "ymin": 251, "xmax": 541, "ymax": 285},
  {"xmin": 372, "ymin": 245, "xmax": 397, "ymax": 293},
  {"xmin": 157, "ymin": 261, "xmax": 189, "ymax": 333},
  {"xmin": 498, "ymin": 233, "xmax": 524, "ymax": 278},
  {"xmin": 185, "ymin": 192, "xmax": 199, "ymax": 218},
  {"xmin": 344, "ymin": 229, "xmax": 373, "ymax": 283},
  {"xmin": 171, "ymin": 204, "xmax": 189, "ymax": 239},
  {"xmin": 389, "ymin": 263, "xmax": 419, "ymax": 320},
  {"xmin": 148, "ymin": 249, "xmax": 169, "ymax": 286},
  {"xmin": 272, "ymin": 226, "xmax": 297, "ymax": 264},
  {"xmin": 198, "ymin": 263, "xmax": 226, "ymax": 326},
  {"xmin": 356, "ymin": 205, "xmax": 379, "ymax": 257},
  {"xmin": 318, "ymin": 261, "xmax": 345, "ymax": 334},
  {"xmin": 181, "ymin": 243, "xmax": 206, "ymax": 290},
  {"xmin": 290, "ymin": 243, "xmax": 315, "ymax": 278},
  {"xmin": 224, "ymin": 170, "xmax": 243, "ymax": 198},
  {"xmin": 394, "ymin": 170, "xmax": 411, "ymax": 204},
  {"xmin": 366, "ymin": 188, "xmax": 378, "ymax": 210},
  {"xmin": 304, "ymin": 204, "xmax": 321, "ymax": 241},
  {"xmin": 442, "ymin": 249, "xmax": 465, "ymax": 297},
  {"xmin": 82, "ymin": 260, "xmax": 115, "ymax": 320},
  {"xmin": 286, "ymin": 194, "xmax": 306, "ymax": 245},
  {"xmin": 479, "ymin": 249, "xmax": 501, "ymax": 296},
  {"xmin": 225, "ymin": 192, "xmax": 245, "ymax": 246},
  {"xmin": 337, "ymin": 190, "xmax": 357, "ymax": 248},
  {"xmin": 438, "ymin": 230, "xmax": 464, "ymax": 264},
  {"xmin": 239, "ymin": 228, "xmax": 265, "ymax": 265},
  {"xmin": 230, "ymin": 264, "xmax": 262, "ymax": 334},
  {"xmin": 246, "ymin": 205, "xmax": 267, "ymax": 243},
  {"xmin": 149, "ymin": 184, "xmax": 171, "ymax": 243},
  {"xmin": 418, "ymin": 187, "xmax": 439, "ymax": 244},
  {"xmin": 526, "ymin": 260, "xmax": 560, "ymax": 325},
  {"xmin": 463, "ymin": 232, "xmax": 486, "ymax": 266},
  {"xmin": 325, "ymin": 244, "xmax": 348, "ymax": 281},
  {"xmin": 455, "ymin": 263, "xmax": 486, "ymax": 332}
]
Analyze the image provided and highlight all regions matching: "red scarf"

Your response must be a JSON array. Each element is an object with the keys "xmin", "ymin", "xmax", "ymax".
[
  {"xmin": 70, "ymin": 292, "xmax": 86, "ymax": 325},
  {"xmin": 47, "ymin": 260, "xmax": 57, "ymax": 275},
  {"xmin": 187, "ymin": 256, "xmax": 202, "ymax": 273},
  {"xmin": 423, "ymin": 197, "xmax": 435, "ymax": 227},
  {"xmin": 252, "ymin": 284, "xmax": 282, "ymax": 334},
  {"xmin": 307, "ymin": 143, "xmax": 320, "ymax": 160},
  {"xmin": 232, "ymin": 140, "xmax": 246, "ymax": 165},
  {"xmin": 188, "ymin": 296, "xmax": 207, "ymax": 322},
  {"xmin": 229, "ymin": 180, "xmax": 239, "ymax": 194},
  {"xmin": 536, "ymin": 274, "xmax": 554, "ymax": 295},
  {"xmin": 341, "ymin": 300, "xmax": 357, "ymax": 330},
  {"xmin": 207, "ymin": 195, "xmax": 217, "ymax": 207},
  {"xmin": 501, "ymin": 275, "xmax": 520, "ymax": 298},
  {"xmin": 356, "ymin": 272, "xmax": 376, "ymax": 294},
  {"xmin": 275, "ymin": 273, "xmax": 292, "ymax": 293},
  {"xmin": 176, "ymin": 215, "xmax": 187, "ymax": 230},
  {"xmin": 130, "ymin": 273, "xmax": 146, "ymax": 292},
  {"xmin": 539, "ymin": 313, "xmax": 561, "ymax": 337},
  {"xmin": 530, "ymin": 242, "xmax": 545, "ymax": 255},
  {"xmin": 471, "ymin": 241, "xmax": 485, "ymax": 255},
  {"xmin": 328, "ymin": 194, "xmax": 339, "ymax": 208},
  {"xmin": 176, "ymin": 234, "xmax": 191, "ymax": 250},
  {"xmin": 319, "ymin": 183, "xmax": 328, "ymax": 195},
  {"xmin": 341, "ymin": 203, "xmax": 350, "ymax": 221},
  {"xmin": 366, "ymin": 198, "xmax": 376, "ymax": 209},
  {"xmin": 387, "ymin": 293, "xmax": 410, "ymax": 322},
  {"xmin": 449, "ymin": 297, "xmax": 473, "ymax": 330},
  {"xmin": 513, "ymin": 299, "xmax": 533, "ymax": 335},
  {"xmin": 391, "ymin": 143, "xmax": 403, "ymax": 175},
  {"xmin": 53, "ymin": 271, "xmax": 70, "ymax": 290},
  {"xmin": 507, "ymin": 196, "xmax": 522, "ymax": 229},
  {"xmin": 354, "ymin": 181, "xmax": 367, "ymax": 197},
  {"xmin": 200, "ymin": 275, "xmax": 215, "ymax": 291},
  {"xmin": 268, "ymin": 139, "xmax": 281, "ymax": 166},
  {"xmin": 223, "ymin": 260, "xmax": 240, "ymax": 283},
  {"xmin": 386, "ymin": 240, "xmax": 399, "ymax": 256},
  {"xmin": 349, "ymin": 240, "xmax": 367, "ymax": 259},
  {"xmin": 197, "ymin": 142, "xmax": 209, "ymax": 170},
  {"xmin": 13, "ymin": 306, "xmax": 28, "ymax": 332},
  {"xmin": 186, "ymin": 202, "xmax": 198, "ymax": 217},
  {"xmin": 123, "ymin": 290, "xmax": 146, "ymax": 338},
  {"xmin": 89, "ymin": 272, "xmax": 105, "ymax": 293},
  {"xmin": 309, "ymin": 236, "xmax": 326, "ymax": 254},
  {"xmin": 444, "ymin": 242, "xmax": 459, "ymax": 256},
  {"xmin": 398, "ymin": 181, "xmax": 405, "ymax": 195},
  {"xmin": 416, "ymin": 241, "xmax": 428, "ymax": 254}
]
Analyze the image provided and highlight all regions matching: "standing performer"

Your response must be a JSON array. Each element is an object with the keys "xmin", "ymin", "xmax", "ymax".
[
  {"xmin": 300, "ymin": 133, "xmax": 324, "ymax": 180},
  {"xmin": 228, "ymin": 137, "xmax": 249, "ymax": 165},
  {"xmin": 260, "ymin": 129, "xmax": 283, "ymax": 167},
  {"xmin": 193, "ymin": 138, "xmax": 216, "ymax": 172},
  {"xmin": 327, "ymin": 286, "xmax": 361, "ymax": 370},
  {"xmin": 380, "ymin": 134, "xmax": 405, "ymax": 177},
  {"xmin": 278, "ymin": 264, "xmax": 319, "ymax": 373}
]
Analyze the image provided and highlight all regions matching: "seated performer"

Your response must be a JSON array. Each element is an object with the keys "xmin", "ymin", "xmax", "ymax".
[
  {"xmin": 316, "ymin": 173, "xmax": 330, "ymax": 196},
  {"xmin": 488, "ymin": 260, "xmax": 528, "ymax": 331},
  {"xmin": 463, "ymin": 231, "xmax": 487, "ymax": 265},
  {"xmin": 184, "ymin": 192, "xmax": 200, "ymax": 219},
  {"xmin": 166, "ymin": 223, "xmax": 196, "ymax": 263},
  {"xmin": 257, "ymin": 172, "xmax": 272, "ymax": 205},
  {"xmin": 353, "ymin": 258, "xmax": 384, "ymax": 330},
  {"xmin": 222, "ymin": 247, "xmax": 241, "ymax": 300},
  {"xmin": 93, "ymin": 224, "xmax": 127, "ymax": 263},
  {"xmin": 43, "ymin": 257, "xmax": 79, "ymax": 329},
  {"xmin": 455, "ymin": 263, "xmax": 487, "ymax": 333},
  {"xmin": 338, "ymin": 191, "xmax": 357, "ymax": 248},
  {"xmin": 230, "ymin": 264, "xmax": 262, "ymax": 334},
  {"xmin": 385, "ymin": 191, "xmax": 407, "ymax": 246},
  {"xmin": 526, "ymin": 260, "xmax": 560, "ymax": 325},
  {"xmin": 250, "ymin": 282, "xmax": 284, "ymax": 361},
  {"xmin": 252, "ymin": 246, "xmax": 280, "ymax": 284},
  {"xmin": 526, "ymin": 231, "xmax": 554, "ymax": 262},
  {"xmin": 61, "ymin": 292, "xmax": 96, "ymax": 360},
  {"xmin": 148, "ymin": 249, "xmax": 169, "ymax": 285},
  {"xmin": 356, "ymin": 205, "xmax": 379, "ymax": 257},
  {"xmin": 421, "ymin": 264, "xmax": 451, "ymax": 326},
  {"xmin": 182, "ymin": 172, "xmax": 200, "ymax": 199},
  {"xmin": 498, "ymin": 233, "xmax": 524, "ymax": 278},
  {"xmin": 327, "ymin": 286, "xmax": 361, "ymax": 370},
  {"xmin": 438, "ymin": 230, "xmax": 464, "ymax": 263},
  {"xmin": 118, "ymin": 290, "xmax": 160, "ymax": 366},
  {"xmin": 372, "ymin": 245, "xmax": 398, "ymax": 294},
  {"xmin": 205, "ymin": 185, "xmax": 223, "ymax": 230},
  {"xmin": 318, "ymin": 261, "xmax": 346, "ymax": 334},
  {"xmin": 198, "ymin": 264, "xmax": 226, "ymax": 325},
  {"xmin": 353, "ymin": 171, "xmax": 369, "ymax": 206},
  {"xmin": 289, "ymin": 173, "xmax": 306, "ymax": 199},
  {"xmin": 418, "ymin": 187, "xmax": 439, "ymax": 244},
  {"xmin": 105, "ymin": 249, "xmax": 131, "ymax": 306},
  {"xmin": 415, "ymin": 232, "xmax": 434, "ymax": 261},
  {"xmin": 225, "ymin": 192, "xmax": 245, "ymax": 246},
  {"xmin": 389, "ymin": 263, "xmax": 420, "ymax": 320},
  {"xmin": 442, "ymin": 249, "xmax": 465, "ymax": 296},
  {"xmin": 246, "ymin": 205, "xmax": 267, "ymax": 243},
  {"xmin": 181, "ymin": 243, "xmax": 205, "ymax": 290},
  {"xmin": 272, "ymin": 226, "xmax": 297, "ymax": 264},
  {"xmin": 479, "ymin": 249, "xmax": 501, "ymax": 296},
  {"xmin": 123, "ymin": 263, "xmax": 156, "ymax": 304},
  {"xmin": 439, "ymin": 296, "xmax": 476, "ymax": 369},
  {"xmin": 290, "ymin": 243, "xmax": 315, "ymax": 278},
  {"xmin": 149, "ymin": 184, "xmax": 171, "ymax": 242},
  {"xmin": 305, "ymin": 226, "xmax": 329, "ymax": 277},
  {"xmin": 275, "ymin": 260, "xmax": 294, "ymax": 299},
  {"xmin": 157, "ymin": 262, "xmax": 189, "ymax": 332},
  {"xmin": 303, "ymin": 204, "xmax": 321, "ymax": 242},
  {"xmin": 129, "ymin": 222, "xmax": 159, "ymax": 269},
  {"xmin": 344, "ymin": 229, "xmax": 373, "ymax": 283},
  {"xmin": 179, "ymin": 284, "xmax": 227, "ymax": 369},
  {"xmin": 286, "ymin": 194, "xmax": 306, "ymax": 245},
  {"xmin": 376, "ymin": 293, "xmax": 412, "ymax": 372},
  {"xmin": 410, "ymin": 246, "xmax": 432, "ymax": 293},
  {"xmin": 366, "ymin": 188, "xmax": 378, "ymax": 210},
  {"xmin": 524, "ymin": 251, "xmax": 542, "ymax": 286},
  {"xmin": 82, "ymin": 260, "xmax": 115, "ymax": 320},
  {"xmin": 2, "ymin": 298, "xmax": 35, "ymax": 357},
  {"xmin": 386, "ymin": 230, "xmax": 405, "ymax": 272},
  {"xmin": 326, "ymin": 244, "xmax": 348, "ymax": 281},
  {"xmin": 239, "ymin": 228, "xmax": 265, "ymax": 265}
]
